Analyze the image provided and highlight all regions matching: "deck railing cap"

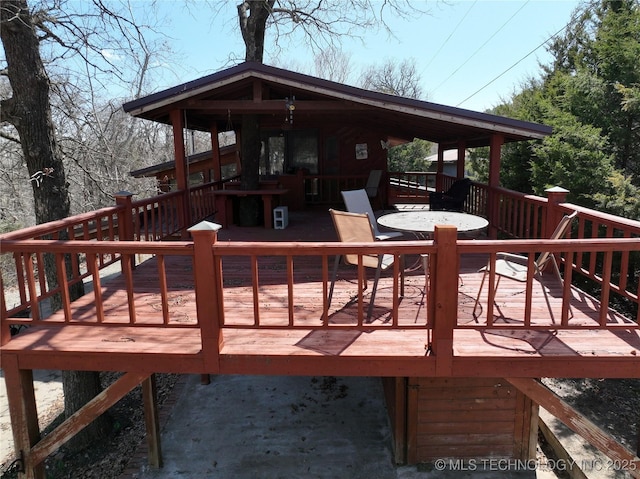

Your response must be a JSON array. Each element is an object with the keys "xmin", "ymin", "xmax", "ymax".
[
  {"xmin": 188, "ymin": 221, "xmax": 222, "ymax": 232},
  {"xmin": 114, "ymin": 190, "xmax": 135, "ymax": 198},
  {"xmin": 545, "ymin": 186, "xmax": 569, "ymax": 194}
]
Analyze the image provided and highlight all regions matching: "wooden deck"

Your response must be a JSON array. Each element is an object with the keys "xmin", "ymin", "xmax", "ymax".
[
  {"xmin": 3, "ymin": 201, "xmax": 640, "ymax": 477},
  {"xmin": 4, "ymin": 210, "xmax": 639, "ymax": 378}
]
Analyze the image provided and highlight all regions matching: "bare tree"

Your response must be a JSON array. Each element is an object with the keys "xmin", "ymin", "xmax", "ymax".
[
  {"xmin": 231, "ymin": 0, "xmax": 429, "ymax": 222},
  {"xmin": 0, "ymin": 0, "xmax": 168, "ymax": 451},
  {"xmin": 359, "ymin": 57, "xmax": 431, "ymax": 172},
  {"xmin": 313, "ymin": 46, "xmax": 352, "ymax": 83},
  {"xmin": 360, "ymin": 58, "xmax": 424, "ymax": 99}
]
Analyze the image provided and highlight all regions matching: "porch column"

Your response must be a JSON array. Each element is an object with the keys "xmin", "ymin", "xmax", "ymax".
[
  {"xmin": 210, "ymin": 123, "xmax": 222, "ymax": 184},
  {"xmin": 435, "ymin": 145, "xmax": 445, "ymax": 192},
  {"xmin": 170, "ymin": 109, "xmax": 188, "ymax": 193},
  {"xmin": 456, "ymin": 140, "xmax": 466, "ymax": 179},
  {"xmin": 487, "ymin": 133, "xmax": 504, "ymax": 239},
  {"xmin": 170, "ymin": 109, "xmax": 191, "ymax": 237}
]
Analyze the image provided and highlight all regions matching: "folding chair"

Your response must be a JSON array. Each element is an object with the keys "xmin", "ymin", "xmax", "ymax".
[
  {"xmin": 341, "ymin": 189, "xmax": 403, "ymax": 241},
  {"xmin": 328, "ymin": 209, "xmax": 404, "ymax": 319},
  {"xmin": 473, "ymin": 211, "xmax": 578, "ymax": 314}
]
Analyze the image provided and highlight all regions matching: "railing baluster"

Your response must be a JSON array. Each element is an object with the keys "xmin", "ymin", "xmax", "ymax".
[
  {"xmin": 287, "ymin": 255, "xmax": 294, "ymax": 326},
  {"xmin": 122, "ymin": 253, "xmax": 136, "ymax": 324},
  {"xmin": 618, "ymin": 230, "xmax": 630, "ymax": 292},
  {"xmin": 524, "ymin": 254, "xmax": 534, "ymax": 327},
  {"xmin": 89, "ymin": 253, "xmax": 104, "ymax": 323},
  {"xmin": 24, "ymin": 253, "xmax": 40, "ymax": 321},
  {"xmin": 392, "ymin": 254, "xmax": 400, "ymax": 327},
  {"xmin": 599, "ymin": 251, "xmax": 613, "ymax": 327},
  {"xmin": 561, "ymin": 250, "xmax": 574, "ymax": 327},
  {"xmin": 357, "ymin": 255, "xmax": 364, "ymax": 326},
  {"xmin": 251, "ymin": 255, "xmax": 260, "ymax": 326},
  {"xmin": 322, "ymin": 255, "xmax": 329, "ymax": 327},
  {"xmin": 35, "ymin": 252, "xmax": 46, "ymax": 296},
  {"xmin": 55, "ymin": 253, "xmax": 72, "ymax": 322},
  {"xmin": 157, "ymin": 255, "xmax": 170, "ymax": 325},
  {"xmin": 486, "ymin": 252, "xmax": 496, "ymax": 326}
]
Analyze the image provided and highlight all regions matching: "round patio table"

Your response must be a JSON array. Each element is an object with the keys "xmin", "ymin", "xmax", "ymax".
[
  {"xmin": 377, "ymin": 210, "xmax": 488, "ymax": 237},
  {"xmin": 377, "ymin": 211, "xmax": 489, "ymax": 283}
]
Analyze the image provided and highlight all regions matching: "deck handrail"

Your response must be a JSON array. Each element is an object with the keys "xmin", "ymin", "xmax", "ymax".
[
  {"xmin": 0, "ymin": 239, "xmax": 195, "ymax": 333},
  {"xmin": 2, "ymin": 178, "xmax": 640, "ymax": 345},
  {"xmin": 3, "ymin": 233, "xmax": 637, "ymax": 337}
]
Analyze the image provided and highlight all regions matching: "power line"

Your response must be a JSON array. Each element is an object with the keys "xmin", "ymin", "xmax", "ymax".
[
  {"xmin": 456, "ymin": 23, "xmax": 568, "ymax": 108},
  {"xmin": 431, "ymin": 0, "xmax": 530, "ymax": 95},
  {"xmin": 422, "ymin": 0, "xmax": 477, "ymax": 74}
]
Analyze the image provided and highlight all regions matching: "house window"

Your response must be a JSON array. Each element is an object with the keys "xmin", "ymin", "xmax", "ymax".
[
  {"xmin": 261, "ymin": 130, "xmax": 318, "ymax": 175},
  {"xmin": 260, "ymin": 135, "xmax": 285, "ymax": 176}
]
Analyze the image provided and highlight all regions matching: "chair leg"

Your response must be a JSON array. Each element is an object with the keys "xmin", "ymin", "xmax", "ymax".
[
  {"xmin": 327, "ymin": 255, "xmax": 341, "ymax": 310},
  {"xmin": 421, "ymin": 254, "xmax": 429, "ymax": 290},
  {"xmin": 473, "ymin": 268, "xmax": 488, "ymax": 315}
]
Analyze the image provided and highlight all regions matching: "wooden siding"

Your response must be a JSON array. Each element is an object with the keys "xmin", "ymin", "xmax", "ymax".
[{"xmin": 406, "ymin": 377, "xmax": 537, "ymax": 463}]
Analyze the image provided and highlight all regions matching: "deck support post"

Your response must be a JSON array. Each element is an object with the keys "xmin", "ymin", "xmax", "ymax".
[
  {"xmin": 189, "ymin": 221, "xmax": 224, "ymax": 375},
  {"xmin": 3, "ymin": 354, "xmax": 44, "ymax": 479},
  {"xmin": 142, "ymin": 374, "xmax": 163, "ymax": 468},
  {"xmin": 430, "ymin": 225, "xmax": 459, "ymax": 376}
]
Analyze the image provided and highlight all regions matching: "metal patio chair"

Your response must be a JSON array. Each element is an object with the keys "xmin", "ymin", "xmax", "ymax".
[{"xmin": 328, "ymin": 209, "xmax": 405, "ymax": 319}]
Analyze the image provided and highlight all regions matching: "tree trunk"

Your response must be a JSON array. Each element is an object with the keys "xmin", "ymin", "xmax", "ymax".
[
  {"xmin": 236, "ymin": 1, "xmax": 275, "ymax": 225},
  {"xmin": 0, "ymin": 0, "xmax": 111, "ymax": 451},
  {"xmin": 238, "ymin": 114, "xmax": 262, "ymax": 225},
  {"xmin": 237, "ymin": 0, "xmax": 274, "ymax": 64}
]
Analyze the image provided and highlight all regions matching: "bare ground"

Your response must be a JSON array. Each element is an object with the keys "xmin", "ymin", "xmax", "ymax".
[{"xmin": 1, "ymin": 376, "xmax": 638, "ymax": 479}]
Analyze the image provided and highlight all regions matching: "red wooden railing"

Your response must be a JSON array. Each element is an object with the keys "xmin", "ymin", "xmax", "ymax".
[
  {"xmin": 2, "ymin": 179, "xmax": 639, "ymax": 348},
  {"xmin": 0, "ymin": 185, "xmax": 220, "ymax": 320},
  {"xmin": 2, "ymin": 226, "xmax": 638, "ymax": 342},
  {"xmin": 387, "ymin": 171, "xmax": 437, "ymax": 203}
]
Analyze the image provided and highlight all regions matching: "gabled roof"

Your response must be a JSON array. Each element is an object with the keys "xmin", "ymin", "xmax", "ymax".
[{"xmin": 122, "ymin": 62, "xmax": 551, "ymax": 149}]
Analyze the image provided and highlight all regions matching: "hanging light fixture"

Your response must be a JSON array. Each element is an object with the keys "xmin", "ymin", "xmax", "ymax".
[{"xmin": 285, "ymin": 96, "xmax": 295, "ymax": 124}]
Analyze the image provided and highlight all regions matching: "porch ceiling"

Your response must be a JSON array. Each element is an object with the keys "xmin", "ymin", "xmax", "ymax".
[{"xmin": 123, "ymin": 62, "xmax": 552, "ymax": 149}]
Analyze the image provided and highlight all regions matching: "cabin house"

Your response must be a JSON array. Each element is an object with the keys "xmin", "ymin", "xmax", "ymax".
[
  {"xmin": 1, "ymin": 62, "xmax": 638, "ymax": 477},
  {"xmin": 121, "ymin": 62, "xmax": 550, "ymax": 225}
]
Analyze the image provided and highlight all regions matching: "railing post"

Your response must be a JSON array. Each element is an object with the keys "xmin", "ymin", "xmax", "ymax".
[
  {"xmin": 430, "ymin": 225, "xmax": 459, "ymax": 377},
  {"xmin": 115, "ymin": 191, "xmax": 136, "ymax": 269},
  {"xmin": 115, "ymin": 191, "xmax": 134, "ymax": 241},
  {"xmin": 545, "ymin": 186, "xmax": 569, "ymax": 238},
  {"xmin": 188, "ymin": 221, "xmax": 223, "ymax": 376}
]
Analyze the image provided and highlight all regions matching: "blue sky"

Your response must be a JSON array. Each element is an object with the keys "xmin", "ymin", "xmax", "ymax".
[{"xmin": 147, "ymin": 0, "xmax": 583, "ymax": 112}]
